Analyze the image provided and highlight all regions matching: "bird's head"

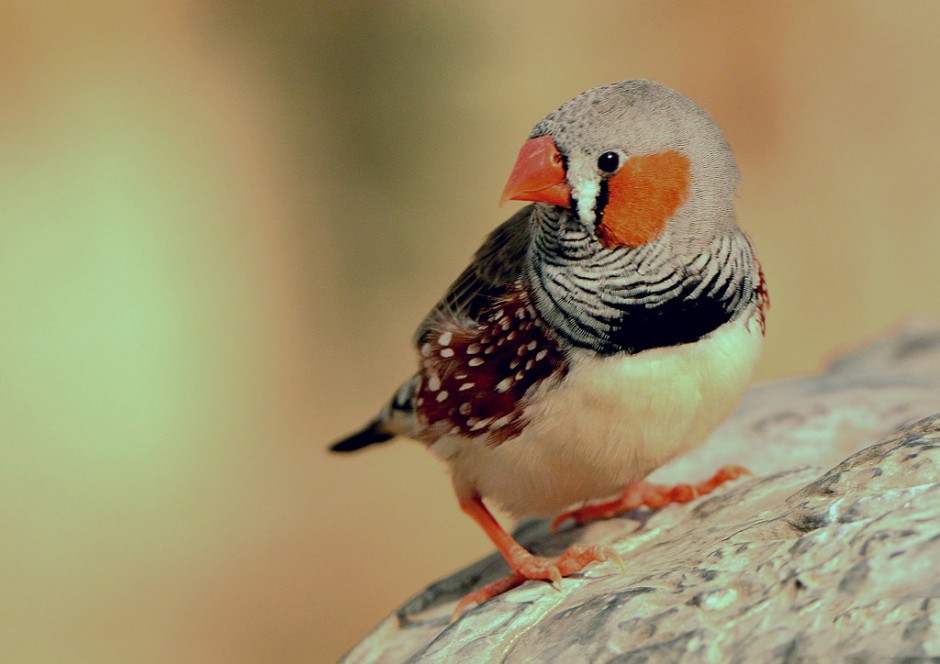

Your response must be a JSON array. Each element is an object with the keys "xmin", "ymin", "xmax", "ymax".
[{"xmin": 500, "ymin": 80, "xmax": 739, "ymax": 250}]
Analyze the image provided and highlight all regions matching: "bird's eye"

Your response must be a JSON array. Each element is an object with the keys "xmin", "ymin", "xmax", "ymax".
[{"xmin": 597, "ymin": 151, "xmax": 620, "ymax": 174}]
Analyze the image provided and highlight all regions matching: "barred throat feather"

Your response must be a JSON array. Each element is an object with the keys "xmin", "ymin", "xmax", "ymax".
[{"xmin": 529, "ymin": 218, "xmax": 760, "ymax": 356}]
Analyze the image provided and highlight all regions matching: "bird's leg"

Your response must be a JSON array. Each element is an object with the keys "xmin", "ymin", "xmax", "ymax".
[
  {"xmin": 551, "ymin": 464, "xmax": 750, "ymax": 532},
  {"xmin": 453, "ymin": 494, "xmax": 620, "ymax": 618}
]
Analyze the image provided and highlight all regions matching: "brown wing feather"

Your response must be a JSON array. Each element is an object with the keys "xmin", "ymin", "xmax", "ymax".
[{"xmin": 414, "ymin": 205, "xmax": 534, "ymax": 346}]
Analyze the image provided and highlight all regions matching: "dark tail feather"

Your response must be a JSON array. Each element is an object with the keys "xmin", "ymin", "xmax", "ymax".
[{"xmin": 330, "ymin": 421, "xmax": 395, "ymax": 453}]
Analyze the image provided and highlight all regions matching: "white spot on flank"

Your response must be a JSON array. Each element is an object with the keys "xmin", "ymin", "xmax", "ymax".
[
  {"xmin": 427, "ymin": 374, "xmax": 441, "ymax": 391},
  {"xmin": 440, "ymin": 348, "xmax": 454, "ymax": 358},
  {"xmin": 467, "ymin": 343, "xmax": 481, "ymax": 355},
  {"xmin": 527, "ymin": 341, "xmax": 537, "ymax": 351},
  {"xmin": 484, "ymin": 346, "xmax": 496, "ymax": 355},
  {"xmin": 436, "ymin": 391, "xmax": 449, "ymax": 402},
  {"xmin": 510, "ymin": 358, "xmax": 520, "ymax": 370},
  {"xmin": 459, "ymin": 382, "xmax": 475, "ymax": 391},
  {"xmin": 490, "ymin": 414, "xmax": 513, "ymax": 429},
  {"xmin": 507, "ymin": 331, "xmax": 517, "ymax": 341},
  {"xmin": 495, "ymin": 377, "xmax": 514, "ymax": 393},
  {"xmin": 454, "ymin": 373, "xmax": 467, "ymax": 380},
  {"xmin": 500, "ymin": 319, "xmax": 511, "ymax": 331},
  {"xmin": 535, "ymin": 350, "xmax": 548, "ymax": 361},
  {"xmin": 420, "ymin": 344, "xmax": 431, "ymax": 357},
  {"xmin": 438, "ymin": 331, "xmax": 453, "ymax": 347},
  {"xmin": 515, "ymin": 371, "xmax": 525, "ymax": 381},
  {"xmin": 525, "ymin": 360, "xmax": 534, "ymax": 370},
  {"xmin": 458, "ymin": 402, "xmax": 471, "ymax": 415},
  {"xmin": 470, "ymin": 418, "xmax": 493, "ymax": 432},
  {"xmin": 468, "ymin": 357, "xmax": 484, "ymax": 367}
]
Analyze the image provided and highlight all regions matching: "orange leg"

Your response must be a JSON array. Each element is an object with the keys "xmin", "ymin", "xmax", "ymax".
[
  {"xmin": 453, "ymin": 494, "xmax": 622, "ymax": 619},
  {"xmin": 551, "ymin": 464, "xmax": 751, "ymax": 533}
]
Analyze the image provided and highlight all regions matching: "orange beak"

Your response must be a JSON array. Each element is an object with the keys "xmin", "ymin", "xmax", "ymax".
[{"xmin": 499, "ymin": 135, "xmax": 571, "ymax": 208}]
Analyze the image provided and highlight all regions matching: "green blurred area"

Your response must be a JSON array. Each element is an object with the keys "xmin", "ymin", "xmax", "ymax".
[{"xmin": 2, "ymin": 2, "xmax": 940, "ymax": 662}]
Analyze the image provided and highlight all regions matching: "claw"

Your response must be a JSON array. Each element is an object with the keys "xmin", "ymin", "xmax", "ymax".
[
  {"xmin": 451, "ymin": 595, "xmax": 479, "ymax": 621},
  {"xmin": 451, "ymin": 571, "xmax": 526, "ymax": 621},
  {"xmin": 612, "ymin": 551, "xmax": 625, "ymax": 571},
  {"xmin": 550, "ymin": 512, "xmax": 573, "ymax": 533}
]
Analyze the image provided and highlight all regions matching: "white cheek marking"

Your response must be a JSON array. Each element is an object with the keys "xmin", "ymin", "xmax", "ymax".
[{"xmin": 567, "ymin": 158, "xmax": 600, "ymax": 225}]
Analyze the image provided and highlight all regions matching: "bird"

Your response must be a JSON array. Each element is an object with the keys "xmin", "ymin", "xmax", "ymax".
[{"xmin": 330, "ymin": 79, "xmax": 768, "ymax": 617}]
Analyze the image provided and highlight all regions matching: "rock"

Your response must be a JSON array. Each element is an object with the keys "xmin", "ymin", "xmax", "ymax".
[{"xmin": 341, "ymin": 325, "xmax": 940, "ymax": 662}]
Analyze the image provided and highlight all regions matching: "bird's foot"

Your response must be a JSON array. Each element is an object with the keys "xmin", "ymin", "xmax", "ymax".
[
  {"xmin": 507, "ymin": 543, "xmax": 622, "ymax": 586},
  {"xmin": 452, "ymin": 572, "xmax": 525, "ymax": 620},
  {"xmin": 552, "ymin": 464, "xmax": 751, "ymax": 532},
  {"xmin": 452, "ymin": 543, "xmax": 622, "ymax": 620}
]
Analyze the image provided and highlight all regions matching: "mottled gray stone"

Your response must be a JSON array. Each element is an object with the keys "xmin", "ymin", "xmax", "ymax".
[{"xmin": 341, "ymin": 325, "xmax": 940, "ymax": 662}]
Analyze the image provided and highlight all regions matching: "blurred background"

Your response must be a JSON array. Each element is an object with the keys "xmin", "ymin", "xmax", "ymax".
[{"xmin": 2, "ymin": 2, "xmax": 939, "ymax": 662}]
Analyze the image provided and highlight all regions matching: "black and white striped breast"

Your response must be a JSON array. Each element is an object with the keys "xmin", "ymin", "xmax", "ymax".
[{"xmin": 529, "ymin": 217, "xmax": 760, "ymax": 355}]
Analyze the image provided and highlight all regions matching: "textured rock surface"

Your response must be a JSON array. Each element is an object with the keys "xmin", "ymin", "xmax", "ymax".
[{"xmin": 341, "ymin": 325, "xmax": 940, "ymax": 662}]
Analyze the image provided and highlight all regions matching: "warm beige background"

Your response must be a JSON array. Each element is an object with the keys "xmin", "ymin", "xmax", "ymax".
[{"xmin": 2, "ymin": 2, "xmax": 940, "ymax": 662}]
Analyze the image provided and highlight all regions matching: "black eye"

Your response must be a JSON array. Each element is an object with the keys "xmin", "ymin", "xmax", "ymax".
[{"xmin": 597, "ymin": 151, "xmax": 620, "ymax": 173}]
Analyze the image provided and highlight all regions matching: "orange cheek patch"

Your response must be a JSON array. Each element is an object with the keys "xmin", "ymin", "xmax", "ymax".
[{"xmin": 596, "ymin": 150, "xmax": 691, "ymax": 248}]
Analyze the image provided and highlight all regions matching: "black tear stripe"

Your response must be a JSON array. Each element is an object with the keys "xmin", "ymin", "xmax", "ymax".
[{"xmin": 593, "ymin": 178, "xmax": 610, "ymax": 225}]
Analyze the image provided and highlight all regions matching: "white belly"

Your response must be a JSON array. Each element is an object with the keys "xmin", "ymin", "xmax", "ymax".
[{"xmin": 430, "ymin": 314, "xmax": 763, "ymax": 517}]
